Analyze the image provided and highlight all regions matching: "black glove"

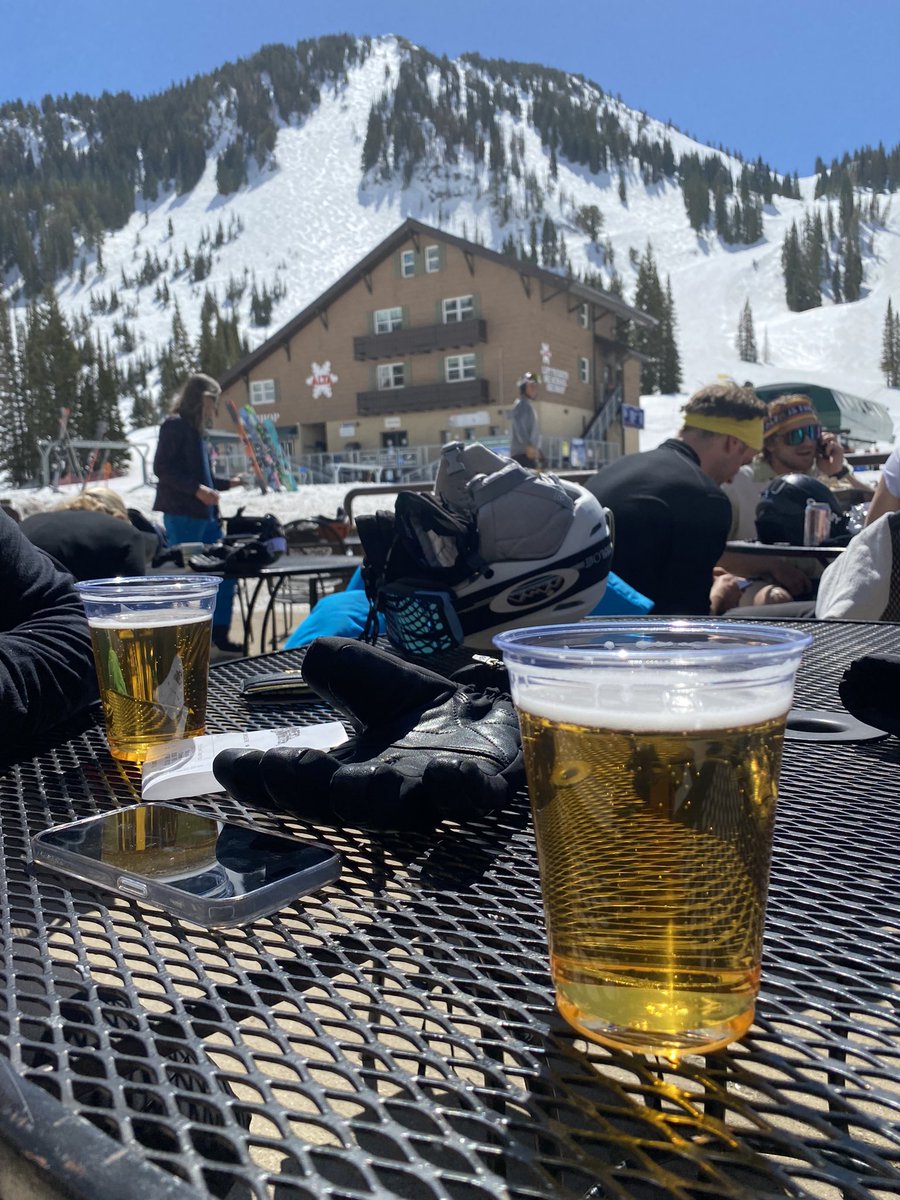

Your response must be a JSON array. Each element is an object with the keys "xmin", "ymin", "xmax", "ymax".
[
  {"xmin": 213, "ymin": 638, "xmax": 524, "ymax": 830},
  {"xmin": 839, "ymin": 654, "xmax": 900, "ymax": 736}
]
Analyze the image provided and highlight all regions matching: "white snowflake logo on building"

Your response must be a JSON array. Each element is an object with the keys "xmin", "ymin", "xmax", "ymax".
[
  {"xmin": 540, "ymin": 342, "xmax": 552, "ymax": 367},
  {"xmin": 306, "ymin": 362, "xmax": 339, "ymax": 399}
]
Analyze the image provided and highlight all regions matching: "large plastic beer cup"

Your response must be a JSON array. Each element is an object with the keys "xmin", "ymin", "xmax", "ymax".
[
  {"xmin": 494, "ymin": 621, "xmax": 811, "ymax": 1059},
  {"xmin": 76, "ymin": 576, "xmax": 221, "ymax": 764}
]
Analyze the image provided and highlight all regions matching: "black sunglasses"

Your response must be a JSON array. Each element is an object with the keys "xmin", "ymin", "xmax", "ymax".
[{"xmin": 780, "ymin": 424, "xmax": 821, "ymax": 446}]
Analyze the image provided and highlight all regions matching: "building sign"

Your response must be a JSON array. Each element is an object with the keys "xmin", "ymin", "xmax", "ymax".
[
  {"xmin": 384, "ymin": 416, "xmax": 402, "ymax": 430},
  {"xmin": 448, "ymin": 411, "xmax": 489, "ymax": 427},
  {"xmin": 339, "ymin": 422, "xmax": 357, "ymax": 438},
  {"xmin": 306, "ymin": 361, "xmax": 339, "ymax": 399},
  {"xmin": 542, "ymin": 367, "xmax": 569, "ymax": 395},
  {"xmin": 622, "ymin": 404, "xmax": 645, "ymax": 429}
]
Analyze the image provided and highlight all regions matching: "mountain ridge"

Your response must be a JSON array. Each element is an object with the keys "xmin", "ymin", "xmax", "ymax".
[{"xmin": 2, "ymin": 32, "xmax": 899, "ymax": 456}]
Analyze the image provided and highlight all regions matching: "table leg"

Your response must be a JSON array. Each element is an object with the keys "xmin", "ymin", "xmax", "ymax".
[
  {"xmin": 259, "ymin": 576, "xmax": 287, "ymax": 654},
  {"xmin": 241, "ymin": 577, "xmax": 267, "ymax": 656}
]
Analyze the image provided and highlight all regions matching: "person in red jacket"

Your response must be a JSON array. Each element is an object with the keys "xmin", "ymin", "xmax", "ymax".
[{"xmin": 153, "ymin": 373, "xmax": 243, "ymax": 654}]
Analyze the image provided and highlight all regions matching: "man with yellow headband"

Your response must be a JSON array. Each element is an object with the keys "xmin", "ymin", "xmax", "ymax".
[{"xmin": 586, "ymin": 383, "xmax": 766, "ymax": 615}]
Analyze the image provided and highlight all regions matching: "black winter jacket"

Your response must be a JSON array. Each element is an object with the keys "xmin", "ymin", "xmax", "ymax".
[
  {"xmin": 586, "ymin": 439, "xmax": 732, "ymax": 616},
  {"xmin": 22, "ymin": 509, "xmax": 148, "ymax": 580},
  {"xmin": 0, "ymin": 510, "xmax": 98, "ymax": 741},
  {"xmin": 153, "ymin": 415, "xmax": 232, "ymax": 520}
]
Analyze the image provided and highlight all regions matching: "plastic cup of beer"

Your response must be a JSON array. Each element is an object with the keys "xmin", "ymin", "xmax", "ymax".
[
  {"xmin": 494, "ymin": 620, "xmax": 811, "ymax": 1059},
  {"xmin": 75, "ymin": 576, "xmax": 221, "ymax": 764}
]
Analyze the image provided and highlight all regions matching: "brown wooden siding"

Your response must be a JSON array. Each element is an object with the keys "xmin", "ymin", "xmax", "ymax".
[
  {"xmin": 353, "ymin": 318, "xmax": 487, "ymax": 360},
  {"xmin": 357, "ymin": 378, "xmax": 490, "ymax": 416}
]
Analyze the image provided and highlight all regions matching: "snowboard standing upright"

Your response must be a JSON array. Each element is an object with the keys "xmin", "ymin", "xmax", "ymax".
[{"xmin": 262, "ymin": 417, "xmax": 297, "ymax": 491}]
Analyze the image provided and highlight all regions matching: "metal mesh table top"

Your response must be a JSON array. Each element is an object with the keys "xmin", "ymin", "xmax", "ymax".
[{"xmin": 2, "ymin": 620, "xmax": 900, "ymax": 1200}]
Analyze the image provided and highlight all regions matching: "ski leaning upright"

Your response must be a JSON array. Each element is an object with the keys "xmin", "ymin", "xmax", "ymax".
[
  {"xmin": 223, "ymin": 397, "xmax": 268, "ymax": 494},
  {"xmin": 240, "ymin": 405, "xmax": 285, "ymax": 492}
]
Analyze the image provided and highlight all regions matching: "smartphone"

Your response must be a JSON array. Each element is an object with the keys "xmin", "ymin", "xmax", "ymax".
[{"xmin": 31, "ymin": 804, "xmax": 340, "ymax": 927}]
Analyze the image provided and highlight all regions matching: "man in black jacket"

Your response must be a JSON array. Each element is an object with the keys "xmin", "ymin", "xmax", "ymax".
[
  {"xmin": 586, "ymin": 384, "xmax": 766, "ymax": 615},
  {"xmin": 0, "ymin": 509, "xmax": 98, "ymax": 741}
]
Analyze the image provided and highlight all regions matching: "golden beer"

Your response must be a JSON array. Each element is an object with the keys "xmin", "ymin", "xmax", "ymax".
[
  {"xmin": 496, "ymin": 620, "xmax": 810, "ymax": 1060},
  {"xmin": 518, "ymin": 708, "xmax": 786, "ymax": 1058},
  {"xmin": 88, "ymin": 609, "xmax": 212, "ymax": 763}
]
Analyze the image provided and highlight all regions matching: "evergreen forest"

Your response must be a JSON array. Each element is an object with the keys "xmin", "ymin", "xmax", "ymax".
[{"xmin": 1, "ymin": 32, "xmax": 899, "ymax": 474}]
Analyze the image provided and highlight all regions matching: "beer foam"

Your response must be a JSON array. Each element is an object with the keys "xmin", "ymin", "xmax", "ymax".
[
  {"xmin": 511, "ymin": 666, "xmax": 794, "ymax": 732},
  {"xmin": 87, "ymin": 608, "xmax": 212, "ymax": 629}
]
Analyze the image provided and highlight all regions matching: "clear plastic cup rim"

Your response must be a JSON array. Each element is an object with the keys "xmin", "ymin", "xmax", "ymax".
[
  {"xmin": 75, "ymin": 575, "xmax": 222, "ymax": 601},
  {"xmin": 493, "ymin": 620, "xmax": 813, "ymax": 670}
]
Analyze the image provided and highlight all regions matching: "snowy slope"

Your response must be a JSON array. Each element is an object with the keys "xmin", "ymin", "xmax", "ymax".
[{"xmin": 10, "ymin": 34, "xmax": 900, "ymax": 458}]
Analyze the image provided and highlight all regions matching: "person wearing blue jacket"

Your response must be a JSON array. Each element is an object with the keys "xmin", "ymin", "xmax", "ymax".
[{"xmin": 153, "ymin": 373, "xmax": 243, "ymax": 654}]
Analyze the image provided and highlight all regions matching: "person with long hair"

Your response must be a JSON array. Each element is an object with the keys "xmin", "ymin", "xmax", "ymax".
[{"xmin": 153, "ymin": 373, "xmax": 242, "ymax": 654}]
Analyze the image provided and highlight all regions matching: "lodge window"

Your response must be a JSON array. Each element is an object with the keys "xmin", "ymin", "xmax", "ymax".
[
  {"xmin": 442, "ymin": 294, "xmax": 474, "ymax": 323},
  {"xmin": 377, "ymin": 362, "xmax": 406, "ymax": 390},
  {"xmin": 578, "ymin": 302, "xmax": 590, "ymax": 328},
  {"xmin": 445, "ymin": 354, "xmax": 476, "ymax": 382},
  {"xmin": 425, "ymin": 244, "xmax": 441, "ymax": 273},
  {"xmin": 400, "ymin": 249, "xmax": 416, "ymax": 278},
  {"xmin": 579, "ymin": 356, "xmax": 590, "ymax": 384},
  {"xmin": 249, "ymin": 379, "xmax": 277, "ymax": 405},
  {"xmin": 374, "ymin": 306, "xmax": 403, "ymax": 333}
]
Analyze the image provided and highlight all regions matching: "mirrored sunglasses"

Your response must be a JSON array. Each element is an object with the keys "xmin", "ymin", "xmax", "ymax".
[{"xmin": 781, "ymin": 424, "xmax": 821, "ymax": 446}]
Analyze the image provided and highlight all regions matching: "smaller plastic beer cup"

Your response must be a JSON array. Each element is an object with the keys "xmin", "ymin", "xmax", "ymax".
[
  {"xmin": 494, "ymin": 621, "xmax": 811, "ymax": 1059},
  {"xmin": 76, "ymin": 576, "xmax": 221, "ymax": 764}
]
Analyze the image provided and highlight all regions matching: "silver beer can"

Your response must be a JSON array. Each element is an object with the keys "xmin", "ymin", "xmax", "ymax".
[{"xmin": 803, "ymin": 501, "xmax": 832, "ymax": 546}]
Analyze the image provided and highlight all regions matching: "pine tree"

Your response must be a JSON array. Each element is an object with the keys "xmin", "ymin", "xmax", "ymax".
[
  {"xmin": 736, "ymin": 299, "xmax": 758, "ymax": 362},
  {"xmin": 831, "ymin": 262, "xmax": 843, "ymax": 303},
  {"xmin": 157, "ymin": 301, "xmax": 195, "ymax": 403},
  {"xmin": 881, "ymin": 300, "xmax": 900, "ymax": 387},
  {"xmin": 0, "ymin": 303, "xmax": 31, "ymax": 484},
  {"xmin": 606, "ymin": 274, "xmax": 631, "ymax": 347},
  {"xmin": 21, "ymin": 289, "xmax": 83, "ymax": 479},
  {"xmin": 658, "ymin": 277, "xmax": 683, "ymax": 393},
  {"xmin": 632, "ymin": 244, "xmax": 682, "ymax": 393},
  {"xmin": 361, "ymin": 107, "xmax": 385, "ymax": 172},
  {"xmin": 633, "ymin": 245, "xmax": 663, "ymax": 391},
  {"xmin": 843, "ymin": 221, "xmax": 863, "ymax": 301}
]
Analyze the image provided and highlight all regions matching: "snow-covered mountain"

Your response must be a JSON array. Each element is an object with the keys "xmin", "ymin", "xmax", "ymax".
[{"xmin": 10, "ymin": 34, "xmax": 900, "ymax": 438}]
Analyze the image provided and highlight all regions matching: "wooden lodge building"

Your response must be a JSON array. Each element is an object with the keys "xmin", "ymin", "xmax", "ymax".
[{"xmin": 219, "ymin": 218, "xmax": 654, "ymax": 470}]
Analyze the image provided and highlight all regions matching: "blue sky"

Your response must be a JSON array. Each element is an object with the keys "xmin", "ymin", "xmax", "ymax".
[{"xmin": 2, "ymin": 0, "xmax": 896, "ymax": 176}]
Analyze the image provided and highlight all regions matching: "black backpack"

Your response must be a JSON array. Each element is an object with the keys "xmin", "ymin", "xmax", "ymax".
[
  {"xmin": 189, "ymin": 509, "xmax": 287, "ymax": 576},
  {"xmin": 358, "ymin": 491, "xmax": 483, "ymax": 654}
]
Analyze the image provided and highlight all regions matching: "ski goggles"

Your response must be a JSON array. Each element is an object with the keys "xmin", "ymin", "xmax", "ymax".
[{"xmin": 779, "ymin": 424, "xmax": 821, "ymax": 446}]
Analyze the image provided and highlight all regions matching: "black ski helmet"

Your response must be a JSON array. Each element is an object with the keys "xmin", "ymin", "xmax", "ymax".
[{"xmin": 755, "ymin": 474, "xmax": 848, "ymax": 545}]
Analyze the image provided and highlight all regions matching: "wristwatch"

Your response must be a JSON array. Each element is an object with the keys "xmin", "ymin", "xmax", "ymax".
[{"xmin": 834, "ymin": 465, "xmax": 851, "ymax": 479}]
